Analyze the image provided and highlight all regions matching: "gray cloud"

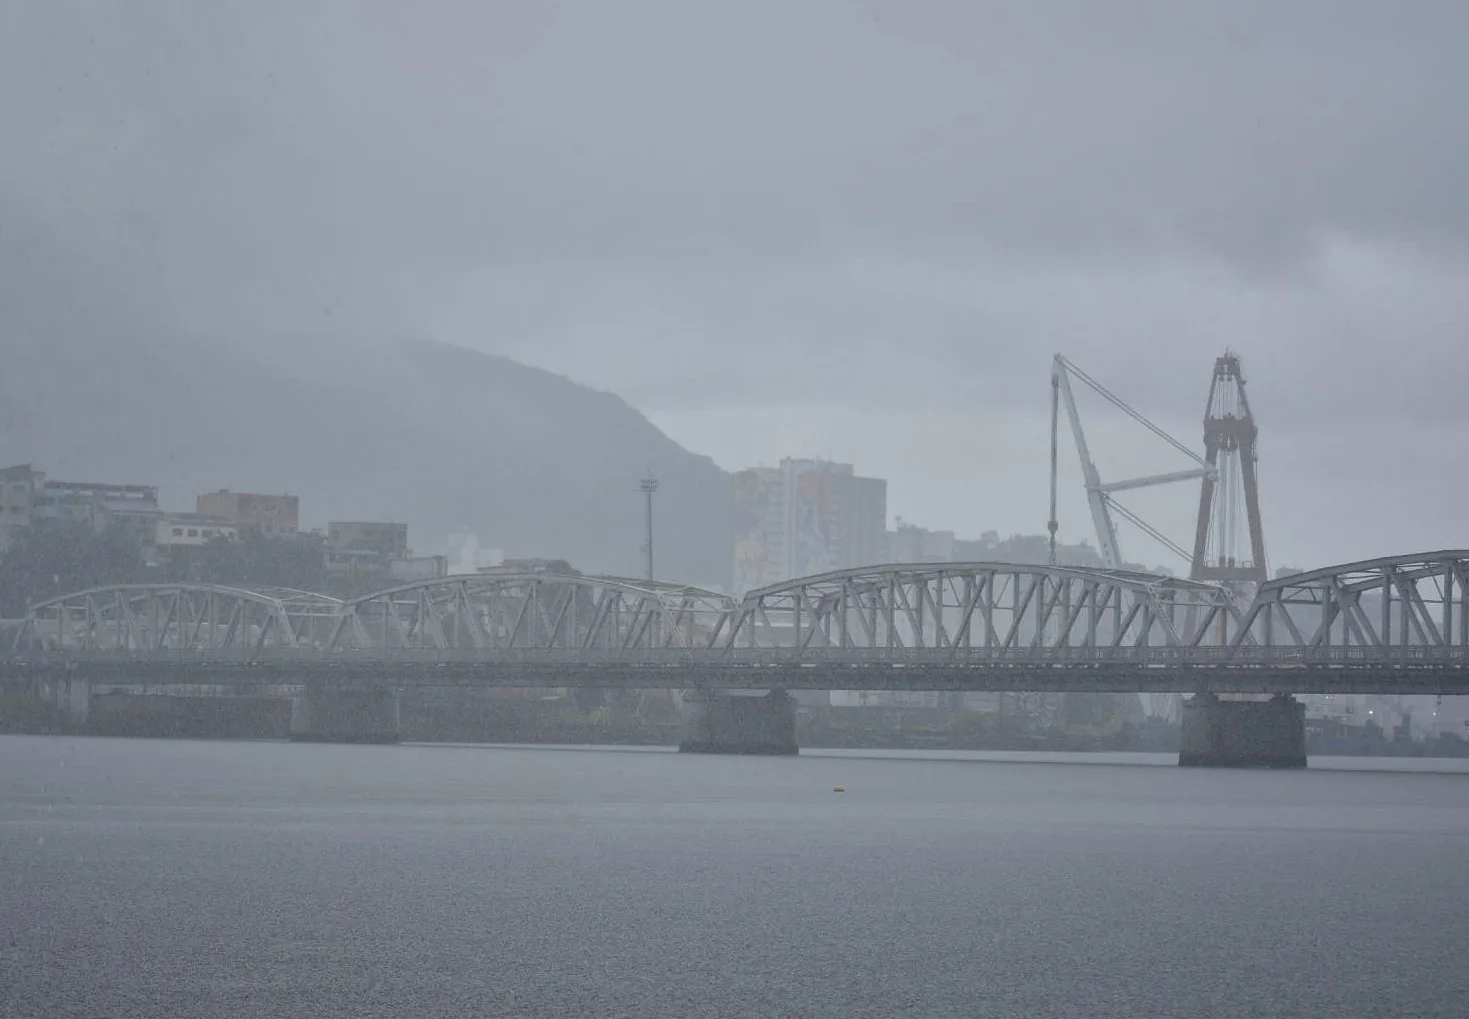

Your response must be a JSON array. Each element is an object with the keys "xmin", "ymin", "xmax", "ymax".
[{"xmin": 3, "ymin": 0, "xmax": 1467, "ymax": 571}]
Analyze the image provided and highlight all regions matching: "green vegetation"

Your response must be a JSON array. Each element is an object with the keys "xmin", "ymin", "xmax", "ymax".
[
  {"xmin": 0, "ymin": 522, "xmax": 326, "ymax": 616},
  {"xmin": 0, "ymin": 521, "xmax": 147, "ymax": 617},
  {"xmin": 163, "ymin": 531, "xmax": 326, "ymax": 593}
]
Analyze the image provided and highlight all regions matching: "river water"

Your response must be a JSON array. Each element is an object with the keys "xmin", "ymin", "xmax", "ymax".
[{"xmin": 3, "ymin": 736, "xmax": 1468, "ymax": 1018}]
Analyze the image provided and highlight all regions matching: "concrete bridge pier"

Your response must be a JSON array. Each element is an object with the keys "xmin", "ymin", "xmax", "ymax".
[
  {"xmin": 289, "ymin": 686, "xmax": 401, "ymax": 745},
  {"xmin": 34, "ymin": 676, "xmax": 92, "ymax": 726},
  {"xmin": 64, "ymin": 677, "xmax": 91, "ymax": 725},
  {"xmin": 678, "ymin": 689, "xmax": 798, "ymax": 755},
  {"xmin": 42, "ymin": 678, "xmax": 93, "ymax": 725},
  {"xmin": 1179, "ymin": 693, "xmax": 1306, "ymax": 768}
]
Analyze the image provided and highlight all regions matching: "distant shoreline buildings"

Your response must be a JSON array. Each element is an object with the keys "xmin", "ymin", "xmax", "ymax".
[
  {"xmin": 728, "ymin": 456, "xmax": 1119, "ymax": 597},
  {"xmin": 5, "ymin": 455, "xmax": 1119, "ymax": 602},
  {"xmin": 0, "ymin": 463, "xmax": 444, "ymax": 594}
]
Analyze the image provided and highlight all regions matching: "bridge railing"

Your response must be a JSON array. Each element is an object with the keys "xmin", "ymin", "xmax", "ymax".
[{"xmin": 6, "ymin": 645, "xmax": 1469, "ymax": 668}]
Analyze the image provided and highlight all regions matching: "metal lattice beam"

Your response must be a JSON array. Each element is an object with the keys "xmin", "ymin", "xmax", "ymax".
[
  {"xmin": 325, "ymin": 573, "xmax": 737, "ymax": 653},
  {"xmin": 11, "ymin": 584, "xmax": 342, "ymax": 652},
  {"xmin": 7, "ymin": 557, "xmax": 1469, "ymax": 685},
  {"xmin": 1230, "ymin": 551, "xmax": 1469, "ymax": 650},
  {"xmin": 725, "ymin": 563, "xmax": 1242, "ymax": 653}
]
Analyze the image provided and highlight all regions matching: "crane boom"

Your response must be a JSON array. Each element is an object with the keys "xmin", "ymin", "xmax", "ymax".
[
  {"xmin": 1051, "ymin": 357, "xmax": 1122, "ymax": 567},
  {"xmin": 1048, "ymin": 354, "xmax": 1218, "ymax": 571}
]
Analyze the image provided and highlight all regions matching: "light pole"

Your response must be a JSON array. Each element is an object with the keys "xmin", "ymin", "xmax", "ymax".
[{"xmin": 639, "ymin": 473, "xmax": 658, "ymax": 582}]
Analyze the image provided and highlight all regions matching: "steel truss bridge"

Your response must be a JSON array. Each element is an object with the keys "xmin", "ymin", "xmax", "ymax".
[{"xmin": 4, "ymin": 552, "xmax": 1469, "ymax": 695}]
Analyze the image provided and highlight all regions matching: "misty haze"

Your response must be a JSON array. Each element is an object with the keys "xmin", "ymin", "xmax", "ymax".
[{"xmin": 3, "ymin": 3, "xmax": 1468, "ymax": 1018}]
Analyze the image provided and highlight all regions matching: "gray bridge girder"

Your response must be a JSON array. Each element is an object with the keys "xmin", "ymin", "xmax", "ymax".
[
  {"xmin": 5, "ymin": 552, "xmax": 1469, "ymax": 695},
  {"xmin": 10, "ymin": 660, "xmax": 1468, "ymax": 697}
]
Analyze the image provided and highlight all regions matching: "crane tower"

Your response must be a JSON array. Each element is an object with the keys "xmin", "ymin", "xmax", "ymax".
[
  {"xmin": 1048, "ymin": 351, "xmax": 1269, "ymax": 583},
  {"xmin": 1189, "ymin": 353, "xmax": 1268, "ymax": 583}
]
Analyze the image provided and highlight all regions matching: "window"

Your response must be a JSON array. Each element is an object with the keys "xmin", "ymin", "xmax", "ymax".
[
  {"xmin": 172, "ymin": 528, "xmax": 183, "ymax": 537},
  {"xmin": 187, "ymin": 528, "xmax": 198, "ymax": 537}
]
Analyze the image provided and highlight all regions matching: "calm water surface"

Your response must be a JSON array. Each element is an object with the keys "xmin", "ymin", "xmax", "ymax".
[{"xmin": 3, "ymin": 736, "xmax": 1468, "ymax": 1018}]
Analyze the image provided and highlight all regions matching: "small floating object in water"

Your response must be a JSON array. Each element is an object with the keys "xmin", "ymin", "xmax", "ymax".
[{"xmin": 833, "ymin": 786, "xmax": 845, "ymax": 793}]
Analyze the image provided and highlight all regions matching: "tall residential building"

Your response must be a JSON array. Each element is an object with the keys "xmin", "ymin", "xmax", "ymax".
[
  {"xmin": 842, "ymin": 474, "xmax": 889, "ymax": 572},
  {"xmin": 196, "ymin": 490, "xmax": 299, "ymax": 536},
  {"xmin": 0, "ymin": 465, "xmax": 44, "ymax": 552},
  {"xmin": 731, "ymin": 458, "xmax": 888, "ymax": 595}
]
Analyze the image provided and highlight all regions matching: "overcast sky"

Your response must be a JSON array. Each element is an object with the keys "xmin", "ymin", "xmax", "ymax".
[{"xmin": 4, "ymin": 1, "xmax": 1467, "ymax": 572}]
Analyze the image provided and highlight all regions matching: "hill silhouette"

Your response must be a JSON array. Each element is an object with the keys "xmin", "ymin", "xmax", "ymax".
[{"xmin": 1, "ymin": 215, "xmax": 734, "ymax": 588}]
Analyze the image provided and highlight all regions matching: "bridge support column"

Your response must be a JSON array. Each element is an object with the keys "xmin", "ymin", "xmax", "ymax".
[
  {"xmin": 65, "ymin": 678, "xmax": 91, "ymax": 726},
  {"xmin": 37, "ymin": 677, "xmax": 92, "ymax": 726},
  {"xmin": 289, "ymin": 687, "xmax": 401, "ymax": 745},
  {"xmin": 1179, "ymin": 693, "xmax": 1306, "ymax": 768},
  {"xmin": 679, "ymin": 689, "xmax": 798, "ymax": 755}
]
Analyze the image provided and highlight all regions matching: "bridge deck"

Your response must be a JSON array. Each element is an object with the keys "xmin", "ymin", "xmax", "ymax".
[{"xmin": 6, "ymin": 651, "xmax": 1468, "ymax": 697}]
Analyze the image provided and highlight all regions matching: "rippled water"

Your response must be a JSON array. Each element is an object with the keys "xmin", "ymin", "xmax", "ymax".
[{"xmin": 4, "ymin": 736, "xmax": 1468, "ymax": 1018}]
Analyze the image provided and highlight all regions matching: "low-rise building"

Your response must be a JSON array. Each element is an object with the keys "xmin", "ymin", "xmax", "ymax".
[
  {"xmin": 327, "ymin": 521, "xmax": 409, "ymax": 559},
  {"xmin": 1, "ymin": 466, "xmax": 169, "ymax": 553},
  {"xmin": 148, "ymin": 514, "xmax": 239, "ymax": 564},
  {"xmin": 478, "ymin": 558, "xmax": 579, "ymax": 576},
  {"xmin": 388, "ymin": 556, "xmax": 448, "ymax": 583},
  {"xmin": 154, "ymin": 514, "xmax": 239, "ymax": 550},
  {"xmin": 324, "ymin": 521, "xmax": 412, "ymax": 583},
  {"xmin": 887, "ymin": 519, "xmax": 956, "ymax": 563},
  {"xmin": 196, "ymin": 490, "xmax": 299, "ymax": 535},
  {"xmin": 1, "ymin": 471, "xmax": 161, "ymax": 550},
  {"xmin": 34, "ymin": 478, "xmax": 160, "ymax": 532}
]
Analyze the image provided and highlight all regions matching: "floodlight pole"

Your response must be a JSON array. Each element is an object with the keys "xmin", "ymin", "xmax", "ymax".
[{"xmin": 639, "ymin": 473, "xmax": 659, "ymax": 582}]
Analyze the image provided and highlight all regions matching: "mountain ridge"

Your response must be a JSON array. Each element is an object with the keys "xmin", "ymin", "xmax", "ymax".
[{"xmin": 0, "ymin": 217, "xmax": 735, "ymax": 587}]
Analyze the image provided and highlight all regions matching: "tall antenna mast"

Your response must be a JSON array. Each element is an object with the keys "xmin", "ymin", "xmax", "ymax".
[
  {"xmin": 1190, "ymin": 352, "xmax": 1268, "ymax": 583},
  {"xmin": 639, "ymin": 472, "xmax": 659, "ymax": 581}
]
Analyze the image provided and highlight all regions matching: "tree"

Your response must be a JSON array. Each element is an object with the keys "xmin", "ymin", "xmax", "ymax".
[
  {"xmin": 0, "ymin": 520, "xmax": 147, "ymax": 617},
  {"xmin": 165, "ymin": 531, "xmax": 325, "ymax": 592}
]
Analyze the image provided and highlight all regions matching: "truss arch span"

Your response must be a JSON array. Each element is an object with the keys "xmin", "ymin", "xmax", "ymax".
[
  {"xmin": 1233, "ymin": 551, "xmax": 1469, "ymax": 649},
  {"xmin": 327, "ymin": 572, "xmax": 738, "ymax": 652},
  {"xmin": 729, "ymin": 562, "xmax": 1241, "ymax": 652},
  {"xmin": 11, "ymin": 583, "xmax": 338, "ymax": 652}
]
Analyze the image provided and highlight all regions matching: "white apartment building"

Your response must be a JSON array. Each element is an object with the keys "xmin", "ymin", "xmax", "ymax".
[{"xmin": 153, "ymin": 514, "xmax": 239, "ymax": 552}]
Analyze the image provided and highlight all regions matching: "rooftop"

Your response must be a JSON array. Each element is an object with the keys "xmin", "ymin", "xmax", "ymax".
[{"xmin": 40, "ymin": 480, "xmax": 157, "ymax": 497}]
